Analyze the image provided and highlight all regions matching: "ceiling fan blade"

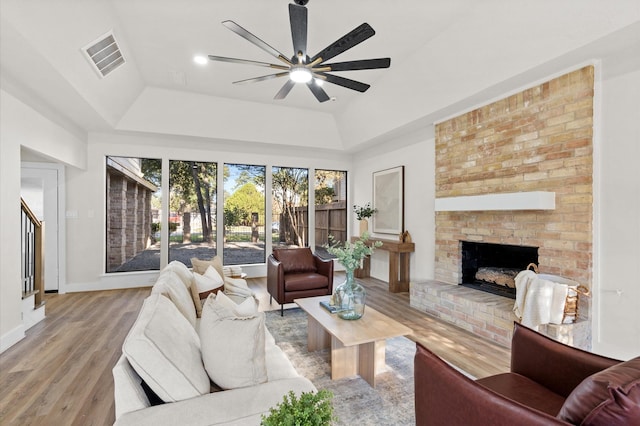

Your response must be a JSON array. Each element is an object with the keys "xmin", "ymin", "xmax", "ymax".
[
  {"xmin": 222, "ymin": 20, "xmax": 291, "ymax": 65},
  {"xmin": 233, "ymin": 72, "xmax": 289, "ymax": 85},
  {"xmin": 307, "ymin": 81, "xmax": 330, "ymax": 103},
  {"xmin": 208, "ymin": 55, "xmax": 290, "ymax": 70},
  {"xmin": 274, "ymin": 80, "xmax": 296, "ymax": 100},
  {"xmin": 316, "ymin": 72, "xmax": 370, "ymax": 92},
  {"xmin": 310, "ymin": 23, "xmax": 375, "ymax": 63},
  {"xmin": 289, "ymin": 4, "xmax": 307, "ymax": 60},
  {"xmin": 322, "ymin": 58, "xmax": 391, "ymax": 72}
]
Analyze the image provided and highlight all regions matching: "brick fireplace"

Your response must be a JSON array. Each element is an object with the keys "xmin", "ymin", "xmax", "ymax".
[{"xmin": 411, "ymin": 66, "xmax": 594, "ymax": 348}]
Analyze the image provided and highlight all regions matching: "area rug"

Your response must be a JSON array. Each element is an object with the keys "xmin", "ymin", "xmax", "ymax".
[{"xmin": 265, "ymin": 308, "xmax": 416, "ymax": 425}]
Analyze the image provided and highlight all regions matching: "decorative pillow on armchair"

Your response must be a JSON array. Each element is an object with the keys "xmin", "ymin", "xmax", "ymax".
[
  {"xmin": 199, "ymin": 296, "xmax": 267, "ymax": 390},
  {"xmin": 557, "ymin": 356, "xmax": 640, "ymax": 425},
  {"xmin": 273, "ymin": 248, "xmax": 317, "ymax": 273}
]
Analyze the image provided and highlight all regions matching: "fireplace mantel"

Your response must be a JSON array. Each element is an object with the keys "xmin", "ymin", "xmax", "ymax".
[{"xmin": 435, "ymin": 191, "xmax": 555, "ymax": 212}]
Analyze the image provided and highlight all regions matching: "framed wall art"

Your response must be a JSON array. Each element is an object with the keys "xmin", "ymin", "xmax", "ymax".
[{"xmin": 372, "ymin": 166, "xmax": 404, "ymax": 235}]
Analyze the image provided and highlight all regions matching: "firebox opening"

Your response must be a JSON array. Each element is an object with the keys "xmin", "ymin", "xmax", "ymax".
[{"xmin": 460, "ymin": 241, "xmax": 539, "ymax": 299}]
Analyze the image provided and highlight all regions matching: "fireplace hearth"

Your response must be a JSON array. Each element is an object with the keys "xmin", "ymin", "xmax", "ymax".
[{"xmin": 460, "ymin": 241, "xmax": 538, "ymax": 299}]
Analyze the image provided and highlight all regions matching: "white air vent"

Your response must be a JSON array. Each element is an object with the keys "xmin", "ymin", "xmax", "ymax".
[{"xmin": 82, "ymin": 30, "xmax": 125, "ymax": 78}]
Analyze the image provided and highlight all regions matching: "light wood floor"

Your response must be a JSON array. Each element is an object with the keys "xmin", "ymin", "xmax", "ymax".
[{"xmin": 0, "ymin": 274, "xmax": 510, "ymax": 425}]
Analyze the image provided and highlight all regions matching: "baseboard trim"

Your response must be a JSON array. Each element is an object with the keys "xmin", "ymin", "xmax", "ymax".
[{"xmin": 1, "ymin": 325, "xmax": 25, "ymax": 354}]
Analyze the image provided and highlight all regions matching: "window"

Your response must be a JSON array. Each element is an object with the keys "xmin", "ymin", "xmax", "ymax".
[
  {"xmin": 272, "ymin": 166, "xmax": 309, "ymax": 249},
  {"xmin": 105, "ymin": 156, "xmax": 161, "ymax": 272},
  {"xmin": 169, "ymin": 160, "xmax": 217, "ymax": 267},
  {"xmin": 106, "ymin": 157, "xmax": 346, "ymax": 270},
  {"xmin": 223, "ymin": 164, "xmax": 266, "ymax": 265},
  {"xmin": 314, "ymin": 170, "xmax": 347, "ymax": 258}
]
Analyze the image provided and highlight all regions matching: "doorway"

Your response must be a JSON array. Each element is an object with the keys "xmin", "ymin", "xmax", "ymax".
[{"xmin": 21, "ymin": 163, "xmax": 65, "ymax": 293}]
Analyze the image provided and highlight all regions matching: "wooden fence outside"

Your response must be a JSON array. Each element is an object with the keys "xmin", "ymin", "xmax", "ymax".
[{"xmin": 278, "ymin": 200, "xmax": 347, "ymax": 247}]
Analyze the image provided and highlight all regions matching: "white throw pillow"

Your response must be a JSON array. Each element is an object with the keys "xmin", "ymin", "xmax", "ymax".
[
  {"xmin": 151, "ymin": 270, "xmax": 197, "ymax": 327},
  {"xmin": 204, "ymin": 265, "xmax": 224, "ymax": 283},
  {"xmin": 214, "ymin": 291, "xmax": 258, "ymax": 317},
  {"xmin": 223, "ymin": 277, "xmax": 255, "ymax": 304},
  {"xmin": 199, "ymin": 297, "xmax": 267, "ymax": 390},
  {"xmin": 122, "ymin": 294, "xmax": 210, "ymax": 402}
]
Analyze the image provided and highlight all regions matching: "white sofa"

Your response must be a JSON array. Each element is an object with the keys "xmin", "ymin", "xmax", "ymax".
[{"xmin": 112, "ymin": 261, "xmax": 316, "ymax": 426}]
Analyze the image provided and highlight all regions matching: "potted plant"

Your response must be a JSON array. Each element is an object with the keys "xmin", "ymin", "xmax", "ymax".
[
  {"xmin": 353, "ymin": 202, "xmax": 376, "ymax": 235},
  {"xmin": 261, "ymin": 389, "xmax": 336, "ymax": 426}
]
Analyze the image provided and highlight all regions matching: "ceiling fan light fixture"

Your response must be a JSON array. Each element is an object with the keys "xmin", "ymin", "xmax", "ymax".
[
  {"xmin": 314, "ymin": 78, "xmax": 324, "ymax": 86},
  {"xmin": 193, "ymin": 55, "xmax": 208, "ymax": 65},
  {"xmin": 289, "ymin": 67, "xmax": 312, "ymax": 83}
]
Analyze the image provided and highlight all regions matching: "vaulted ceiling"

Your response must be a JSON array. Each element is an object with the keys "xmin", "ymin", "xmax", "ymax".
[{"xmin": 2, "ymin": 0, "xmax": 639, "ymax": 152}]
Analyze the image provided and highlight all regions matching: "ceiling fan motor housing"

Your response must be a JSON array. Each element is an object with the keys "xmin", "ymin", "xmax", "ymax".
[{"xmin": 294, "ymin": 0, "xmax": 309, "ymax": 6}]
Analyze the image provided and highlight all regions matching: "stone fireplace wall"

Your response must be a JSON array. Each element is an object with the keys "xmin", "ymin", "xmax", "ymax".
[{"xmin": 435, "ymin": 66, "xmax": 594, "ymax": 295}]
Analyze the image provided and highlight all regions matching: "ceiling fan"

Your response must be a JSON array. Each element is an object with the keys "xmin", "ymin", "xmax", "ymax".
[{"xmin": 207, "ymin": 0, "xmax": 391, "ymax": 103}]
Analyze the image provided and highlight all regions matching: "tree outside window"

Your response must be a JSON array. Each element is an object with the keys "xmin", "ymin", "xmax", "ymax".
[
  {"xmin": 223, "ymin": 164, "xmax": 266, "ymax": 265},
  {"xmin": 272, "ymin": 167, "xmax": 309, "ymax": 249},
  {"xmin": 168, "ymin": 161, "xmax": 217, "ymax": 267}
]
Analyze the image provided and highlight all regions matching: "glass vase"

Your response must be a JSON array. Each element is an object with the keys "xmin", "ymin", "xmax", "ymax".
[{"xmin": 334, "ymin": 269, "xmax": 366, "ymax": 320}]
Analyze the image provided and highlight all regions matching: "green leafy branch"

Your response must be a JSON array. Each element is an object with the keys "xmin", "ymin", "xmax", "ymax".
[
  {"xmin": 324, "ymin": 232, "xmax": 382, "ymax": 271},
  {"xmin": 261, "ymin": 389, "xmax": 336, "ymax": 426},
  {"xmin": 353, "ymin": 202, "xmax": 377, "ymax": 220}
]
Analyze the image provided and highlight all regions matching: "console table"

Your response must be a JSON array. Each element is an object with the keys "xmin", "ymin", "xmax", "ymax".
[{"xmin": 351, "ymin": 237, "xmax": 415, "ymax": 293}]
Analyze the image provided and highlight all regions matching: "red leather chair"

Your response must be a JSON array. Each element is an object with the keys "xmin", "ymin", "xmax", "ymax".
[
  {"xmin": 414, "ymin": 322, "xmax": 639, "ymax": 425},
  {"xmin": 267, "ymin": 247, "xmax": 333, "ymax": 316}
]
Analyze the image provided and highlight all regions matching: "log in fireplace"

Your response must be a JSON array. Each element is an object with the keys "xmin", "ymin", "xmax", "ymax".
[{"xmin": 460, "ymin": 241, "xmax": 538, "ymax": 299}]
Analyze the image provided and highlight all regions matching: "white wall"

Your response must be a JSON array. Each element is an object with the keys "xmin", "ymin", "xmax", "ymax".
[
  {"xmin": 352, "ymin": 130, "xmax": 436, "ymax": 283},
  {"xmin": 64, "ymin": 132, "xmax": 352, "ymax": 292},
  {"xmin": 594, "ymin": 67, "xmax": 640, "ymax": 359},
  {"xmin": 0, "ymin": 89, "xmax": 86, "ymax": 352}
]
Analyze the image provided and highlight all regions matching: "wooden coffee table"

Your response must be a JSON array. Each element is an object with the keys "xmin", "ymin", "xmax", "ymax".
[{"xmin": 295, "ymin": 296, "xmax": 412, "ymax": 387}]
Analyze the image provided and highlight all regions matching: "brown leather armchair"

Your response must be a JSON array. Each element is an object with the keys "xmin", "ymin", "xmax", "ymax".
[
  {"xmin": 414, "ymin": 322, "xmax": 639, "ymax": 425},
  {"xmin": 267, "ymin": 247, "xmax": 333, "ymax": 316}
]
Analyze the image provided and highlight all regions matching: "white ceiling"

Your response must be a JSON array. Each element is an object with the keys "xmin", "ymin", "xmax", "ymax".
[{"xmin": 2, "ymin": 0, "xmax": 639, "ymax": 151}]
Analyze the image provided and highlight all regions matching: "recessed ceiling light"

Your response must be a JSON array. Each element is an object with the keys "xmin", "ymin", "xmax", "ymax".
[{"xmin": 193, "ymin": 55, "xmax": 208, "ymax": 65}]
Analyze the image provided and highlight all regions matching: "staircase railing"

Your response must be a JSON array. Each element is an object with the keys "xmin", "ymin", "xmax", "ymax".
[{"xmin": 21, "ymin": 198, "xmax": 44, "ymax": 307}]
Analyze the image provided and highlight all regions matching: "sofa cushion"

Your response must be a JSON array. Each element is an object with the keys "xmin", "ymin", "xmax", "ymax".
[
  {"xmin": 151, "ymin": 270, "xmax": 197, "ymax": 327},
  {"xmin": 122, "ymin": 294, "xmax": 210, "ymax": 403},
  {"xmin": 557, "ymin": 356, "xmax": 640, "ymax": 425},
  {"xmin": 164, "ymin": 260, "xmax": 202, "ymax": 318},
  {"xmin": 273, "ymin": 248, "xmax": 317, "ymax": 273},
  {"xmin": 191, "ymin": 256, "xmax": 224, "ymax": 278},
  {"xmin": 199, "ymin": 296, "xmax": 267, "ymax": 390},
  {"xmin": 214, "ymin": 290, "xmax": 258, "ymax": 317},
  {"xmin": 164, "ymin": 260, "xmax": 194, "ymax": 288},
  {"xmin": 112, "ymin": 378, "xmax": 317, "ymax": 426},
  {"xmin": 112, "ymin": 354, "xmax": 151, "ymax": 419}
]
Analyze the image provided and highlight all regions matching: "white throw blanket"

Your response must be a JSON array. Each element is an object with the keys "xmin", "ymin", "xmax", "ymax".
[{"xmin": 513, "ymin": 270, "xmax": 569, "ymax": 330}]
